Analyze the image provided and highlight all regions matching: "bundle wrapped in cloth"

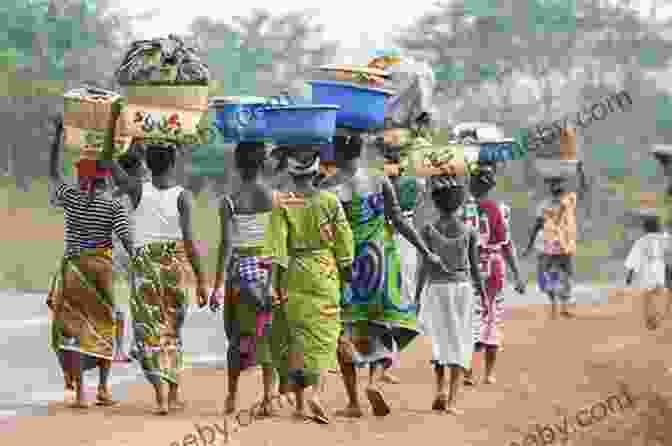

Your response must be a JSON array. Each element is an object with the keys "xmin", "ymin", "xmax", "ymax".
[
  {"xmin": 63, "ymin": 86, "xmax": 131, "ymax": 159},
  {"xmin": 368, "ymin": 48, "xmax": 437, "ymax": 132},
  {"xmin": 115, "ymin": 34, "xmax": 210, "ymax": 84},
  {"xmin": 115, "ymin": 35, "xmax": 210, "ymax": 146},
  {"xmin": 385, "ymin": 135, "xmax": 476, "ymax": 179}
]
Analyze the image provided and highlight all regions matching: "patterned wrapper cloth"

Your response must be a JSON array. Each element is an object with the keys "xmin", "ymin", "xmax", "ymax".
[
  {"xmin": 129, "ymin": 241, "xmax": 194, "ymax": 385},
  {"xmin": 49, "ymin": 247, "xmax": 118, "ymax": 370}
]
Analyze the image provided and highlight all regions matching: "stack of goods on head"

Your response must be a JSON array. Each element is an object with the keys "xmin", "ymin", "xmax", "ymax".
[
  {"xmin": 63, "ymin": 86, "xmax": 131, "ymax": 162},
  {"xmin": 534, "ymin": 126, "xmax": 579, "ymax": 180},
  {"xmin": 114, "ymin": 34, "xmax": 211, "ymax": 147},
  {"xmin": 308, "ymin": 55, "xmax": 395, "ymax": 132},
  {"xmin": 452, "ymin": 122, "xmax": 526, "ymax": 164}
]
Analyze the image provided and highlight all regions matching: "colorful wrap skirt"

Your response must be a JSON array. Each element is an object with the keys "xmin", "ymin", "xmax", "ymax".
[
  {"xmin": 472, "ymin": 248, "xmax": 505, "ymax": 347},
  {"xmin": 49, "ymin": 247, "xmax": 118, "ymax": 373},
  {"xmin": 224, "ymin": 248, "xmax": 273, "ymax": 370},
  {"xmin": 129, "ymin": 241, "xmax": 194, "ymax": 386}
]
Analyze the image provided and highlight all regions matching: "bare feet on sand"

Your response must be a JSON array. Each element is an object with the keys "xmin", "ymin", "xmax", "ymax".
[
  {"xmin": 96, "ymin": 387, "xmax": 119, "ymax": 407},
  {"xmin": 68, "ymin": 401, "xmax": 90, "ymax": 409},
  {"xmin": 431, "ymin": 393, "xmax": 447, "ymax": 412},
  {"xmin": 380, "ymin": 372, "xmax": 401, "ymax": 384},
  {"xmin": 307, "ymin": 398, "xmax": 330, "ymax": 424},
  {"xmin": 365, "ymin": 386, "xmax": 391, "ymax": 417},
  {"xmin": 224, "ymin": 394, "xmax": 237, "ymax": 415}
]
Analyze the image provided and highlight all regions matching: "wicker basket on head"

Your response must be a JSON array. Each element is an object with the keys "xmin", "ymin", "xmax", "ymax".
[{"xmin": 118, "ymin": 84, "xmax": 209, "ymax": 144}]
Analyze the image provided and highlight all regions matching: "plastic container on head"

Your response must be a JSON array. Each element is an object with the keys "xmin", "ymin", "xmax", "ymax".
[{"xmin": 307, "ymin": 80, "xmax": 393, "ymax": 130}]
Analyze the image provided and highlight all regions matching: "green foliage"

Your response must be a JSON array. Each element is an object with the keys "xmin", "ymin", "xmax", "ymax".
[
  {"xmin": 528, "ymin": 0, "xmax": 576, "ymax": 33},
  {"xmin": 1, "ymin": 0, "xmax": 100, "ymax": 82}
]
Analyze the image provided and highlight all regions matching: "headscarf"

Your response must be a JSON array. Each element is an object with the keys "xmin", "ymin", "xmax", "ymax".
[
  {"xmin": 75, "ymin": 159, "xmax": 112, "ymax": 204},
  {"xmin": 287, "ymin": 153, "xmax": 321, "ymax": 176}
]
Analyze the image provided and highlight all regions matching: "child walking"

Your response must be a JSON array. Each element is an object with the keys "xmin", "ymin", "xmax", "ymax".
[
  {"xmin": 625, "ymin": 215, "xmax": 672, "ymax": 330},
  {"xmin": 415, "ymin": 177, "xmax": 487, "ymax": 415}
]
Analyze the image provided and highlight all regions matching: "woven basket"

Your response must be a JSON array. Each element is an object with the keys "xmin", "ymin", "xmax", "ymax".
[
  {"xmin": 63, "ymin": 126, "xmax": 132, "ymax": 159},
  {"xmin": 316, "ymin": 65, "xmax": 389, "ymax": 87},
  {"xmin": 118, "ymin": 85, "xmax": 209, "ymax": 143},
  {"xmin": 63, "ymin": 93, "xmax": 124, "ymax": 131},
  {"xmin": 406, "ymin": 144, "xmax": 467, "ymax": 177}
]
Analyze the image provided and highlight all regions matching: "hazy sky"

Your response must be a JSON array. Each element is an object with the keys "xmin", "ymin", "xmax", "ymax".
[{"xmin": 117, "ymin": 0, "xmax": 672, "ymax": 51}]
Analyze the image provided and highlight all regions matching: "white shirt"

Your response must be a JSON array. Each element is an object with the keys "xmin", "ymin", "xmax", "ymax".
[
  {"xmin": 625, "ymin": 232, "xmax": 671, "ymax": 289},
  {"xmin": 132, "ymin": 182, "xmax": 184, "ymax": 248}
]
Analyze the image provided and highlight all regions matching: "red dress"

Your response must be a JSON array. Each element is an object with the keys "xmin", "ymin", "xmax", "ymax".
[{"xmin": 461, "ymin": 197, "xmax": 509, "ymax": 346}]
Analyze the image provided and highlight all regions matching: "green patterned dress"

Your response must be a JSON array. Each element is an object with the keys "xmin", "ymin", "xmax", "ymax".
[
  {"xmin": 267, "ymin": 190, "xmax": 354, "ymax": 387},
  {"xmin": 333, "ymin": 170, "xmax": 420, "ymax": 368}
]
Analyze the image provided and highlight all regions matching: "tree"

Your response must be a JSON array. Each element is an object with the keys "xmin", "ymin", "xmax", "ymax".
[
  {"xmin": 186, "ymin": 9, "xmax": 339, "ymax": 98},
  {"xmin": 0, "ymin": 0, "xmax": 157, "ymax": 184}
]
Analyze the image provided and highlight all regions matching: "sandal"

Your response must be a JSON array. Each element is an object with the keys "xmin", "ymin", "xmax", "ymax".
[
  {"xmin": 365, "ymin": 387, "xmax": 391, "ymax": 417},
  {"xmin": 334, "ymin": 407, "xmax": 364, "ymax": 418},
  {"xmin": 307, "ymin": 398, "xmax": 330, "ymax": 424}
]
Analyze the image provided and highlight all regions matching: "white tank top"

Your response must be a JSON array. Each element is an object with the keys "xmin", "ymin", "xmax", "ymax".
[{"xmin": 132, "ymin": 182, "xmax": 184, "ymax": 248}]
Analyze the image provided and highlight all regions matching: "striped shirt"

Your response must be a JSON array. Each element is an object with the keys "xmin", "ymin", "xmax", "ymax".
[{"xmin": 54, "ymin": 182, "xmax": 131, "ymax": 257}]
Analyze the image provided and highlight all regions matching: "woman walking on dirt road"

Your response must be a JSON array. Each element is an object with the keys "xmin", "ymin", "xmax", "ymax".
[{"xmin": 47, "ymin": 116, "xmax": 134, "ymax": 409}]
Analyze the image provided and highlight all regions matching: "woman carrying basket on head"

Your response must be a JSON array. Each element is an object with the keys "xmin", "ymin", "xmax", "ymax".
[
  {"xmin": 101, "ymin": 140, "xmax": 209, "ymax": 415},
  {"xmin": 47, "ymin": 116, "xmax": 134, "ymax": 409}
]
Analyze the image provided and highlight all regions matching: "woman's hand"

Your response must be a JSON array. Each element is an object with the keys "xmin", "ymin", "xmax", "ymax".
[
  {"xmin": 273, "ymin": 288, "xmax": 288, "ymax": 306},
  {"xmin": 209, "ymin": 286, "xmax": 224, "ymax": 312},
  {"xmin": 514, "ymin": 277, "xmax": 526, "ymax": 294},
  {"xmin": 196, "ymin": 279, "xmax": 209, "ymax": 308}
]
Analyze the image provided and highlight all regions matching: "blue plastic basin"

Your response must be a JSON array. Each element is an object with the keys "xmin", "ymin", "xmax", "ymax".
[
  {"xmin": 210, "ymin": 96, "xmax": 268, "ymax": 143},
  {"xmin": 261, "ymin": 104, "xmax": 340, "ymax": 145},
  {"xmin": 307, "ymin": 80, "xmax": 393, "ymax": 130}
]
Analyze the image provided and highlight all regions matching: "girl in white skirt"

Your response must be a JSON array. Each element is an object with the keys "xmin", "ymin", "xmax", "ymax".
[
  {"xmin": 415, "ymin": 177, "xmax": 487, "ymax": 415},
  {"xmin": 625, "ymin": 215, "xmax": 672, "ymax": 329}
]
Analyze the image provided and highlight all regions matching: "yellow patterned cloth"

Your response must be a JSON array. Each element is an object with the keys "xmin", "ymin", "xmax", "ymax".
[{"xmin": 542, "ymin": 192, "xmax": 577, "ymax": 255}]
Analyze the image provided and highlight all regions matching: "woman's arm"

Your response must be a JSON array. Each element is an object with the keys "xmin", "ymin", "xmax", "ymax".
[
  {"xmin": 48, "ymin": 117, "xmax": 65, "ymax": 185},
  {"xmin": 468, "ymin": 229, "xmax": 486, "ymax": 298},
  {"xmin": 213, "ymin": 198, "xmax": 233, "ymax": 291},
  {"xmin": 98, "ymin": 159, "xmax": 143, "ymax": 209},
  {"xmin": 177, "ymin": 190, "xmax": 207, "ymax": 287},
  {"xmin": 524, "ymin": 217, "xmax": 544, "ymax": 255},
  {"xmin": 382, "ymin": 176, "xmax": 433, "ymax": 258}
]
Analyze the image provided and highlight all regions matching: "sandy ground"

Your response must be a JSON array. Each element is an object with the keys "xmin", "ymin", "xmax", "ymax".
[{"xmin": 3, "ymin": 289, "xmax": 672, "ymax": 446}]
